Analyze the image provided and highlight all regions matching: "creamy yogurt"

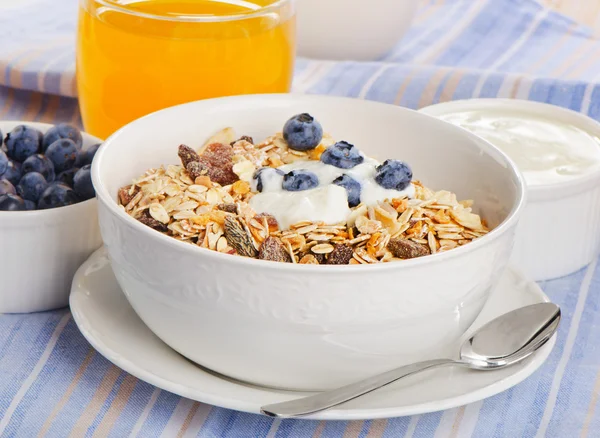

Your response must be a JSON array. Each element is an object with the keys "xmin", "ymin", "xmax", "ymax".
[
  {"xmin": 438, "ymin": 109, "xmax": 600, "ymax": 186},
  {"xmin": 249, "ymin": 157, "xmax": 414, "ymax": 229}
]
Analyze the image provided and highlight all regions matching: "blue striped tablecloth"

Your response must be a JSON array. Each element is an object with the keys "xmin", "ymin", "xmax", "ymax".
[{"xmin": 2, "ymin": 0, "xmax": 600, "ymax": 436}]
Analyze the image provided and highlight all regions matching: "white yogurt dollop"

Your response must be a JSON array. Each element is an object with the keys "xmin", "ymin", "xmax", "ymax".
[
  {"xmin": 249, "ymin": 157, "xmax": 414, "ymax": 230},
  {"xmin": 439, "ymin": 110, "xmax": 600, "ymax": 186}
]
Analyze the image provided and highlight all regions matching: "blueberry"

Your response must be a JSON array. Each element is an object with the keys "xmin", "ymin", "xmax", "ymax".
[
  {"xmin": 17, "ymin": 172, "xmax": 48, "ymax": 202},
  {"xmin": 253, "ymin": 167, "xmax": 284, "ymax": 192},
  {"xmin": 0, "ymin": 194, "xmax": 27, "ymax": 211},
  {"xmin": 21, "ymin": 154, "xmax": 55, "ymax": 182},
  {"xmin": 42, "ymin": 123, "xmax": 83, "ymax": 151},
  {"xmin": 5, "ymin": 125, "xmax": 42, "ymax": 162},
  {"xmin": 0, "ymin": 149, "xmax": 8, "ymax": 175},
  {"xmin": 320, "ymin": 141, "xmax": 364, "ymax": 169},
  {"xmin": 24, "ymin": 200, "xmax": 36, "ymax": 210},
  {"xmin": 282, "ymin": 170, "xmax": 319, "ymax": 192},
  {"xmin": 0, "ymin": 179, "xmax": 16, "ymax": 196},
  {"xmin": 45, "ymin": 139, "xmax": 80, "ymax": 173},
  {"xmin": 332, "ymin": 174, "xmax": 361, "ymax": 207},
  {"xmin": 73, "ymin": 165, "xmax": 95, "ymax": 200},
  {"xmin": 56, "ymin": 168, "xmax": 79, "ymax": 187},
  {"xmin": 282, "ymin": 113, "xmax": 323, "ymax": 151},
  {"xmin": 1, "ymin": 160, "xmax": 21, "ymax": 186},
  {"xmin": 38, "ymin": 182, "xmax": 81, "ymax": 209},
  {"xmin": 374, "ymin": 159, "xmax": 413, "ymax": 191},
  {"xmin": 81, "ymin": 143, "xmax": 101, "ymax": 166}
]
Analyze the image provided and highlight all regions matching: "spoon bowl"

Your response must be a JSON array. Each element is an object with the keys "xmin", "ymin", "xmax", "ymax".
[
  {"xmin": 261, "ymin": 302, "xmax": 561, "ymax": 418},
  {"xmin": 460, "ymin": 302, "xmax": 561, "ymax": 369}
]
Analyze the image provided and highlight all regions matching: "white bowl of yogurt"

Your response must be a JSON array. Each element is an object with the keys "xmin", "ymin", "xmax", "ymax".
[
  {"xmin": 421, "ymin": 99, "xmax": 600, "ymax": 281},
  {"xmin": 92, "ymin": 94, "xmax": 524, "ymax": 390}
]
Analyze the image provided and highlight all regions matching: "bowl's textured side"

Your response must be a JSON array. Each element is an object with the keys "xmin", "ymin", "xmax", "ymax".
[
  {"xmin": 92, "ymin": 94, "xmax": 524, "ymax": 389},
  {"xmin": 99, "ymin": 199, "xmax": 516, "ymax": 390}
]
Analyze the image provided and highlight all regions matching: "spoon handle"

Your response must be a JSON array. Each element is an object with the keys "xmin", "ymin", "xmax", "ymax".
[{"xmin": 260, "ymin": 358, "xmax": 455, "ymax": 418}]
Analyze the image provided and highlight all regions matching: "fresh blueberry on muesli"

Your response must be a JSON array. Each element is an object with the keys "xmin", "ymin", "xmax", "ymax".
[
  {"xmin": 253, "ymin": 167, "xmax": 284, "ymax": 192},
  {"xmin": 119, "ymin": 114, "xmax": 489, "ymax": 265},
  {"xmin": 332, "ymin": 174, "xmax": 361, "ymax": 207},
  {"xmin": 320, "ymin": 141, "xmax": 364, "ymax": 169},
  {"xmin": 375, "ymin": 159, "xmax": 413, "ymax": 190},
  {"xmin": 282, "ymin": 113, "xmax": 323, "ymax": 151},
  {"xmin": 282, "ymin": 170, "xmax": 319, "ymax": 192}
]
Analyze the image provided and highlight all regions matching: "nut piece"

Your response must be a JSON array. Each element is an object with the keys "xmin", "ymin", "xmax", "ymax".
[
  {"xmin": 224, "ymin": 216, "xmax": 258, "ymax": 258},
  {"xmin": 259, "ymin": 236, "xmax": 291, "ymax": 262},
  {"xmin": 118, "ymin": 185, "xmax": 138, "ymax": 206},
  {"xmin": 387, "ymin": 238, "xmax": 430, "ymax": 259},
  {"xmin": 178, "ymin": 144, "xmax": 201, "ymax": 168},
  {"xmin": 327, "ymin": 244, "xmax": 354, "ymax": 265},
  {"xmin": 198, "ymin": 143, "xmax": 238, "ymax": 186}
]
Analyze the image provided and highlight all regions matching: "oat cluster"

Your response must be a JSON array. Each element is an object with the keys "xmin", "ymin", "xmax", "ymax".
[{"xmin": 117, "ymin": 128, "xmax": 489, "ymax": 265}]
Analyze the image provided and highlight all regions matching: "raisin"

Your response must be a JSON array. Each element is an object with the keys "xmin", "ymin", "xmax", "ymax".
[
  {"xmin": 217, "ymin": 203, "xmax": 238, "ymax": 214},
  {"xmin": 137, "ymin": 210, "xmax": 168, "ymax": 232},
  {"xmin": 231, "ymin": 135, "xmax": 254, "ymax": 146},
  {"xmin": 387, "ymin": 238, "xmax": 430, "ymax": 259},
  {"xmin": 197, "ymin": 143, "xmax": 238, "ymax": 186},
  {"xmin": 186, "ymin": 161, "xmax": 209, "ymax": 181},
  {"xmin": 259, "ymin": 237, "xmax": 291, "ymax": 262},
  {"xmin": 327, "ymin": 244, "xmax": 353, "ymax": 265},
  {"xmin": 178, "ymin": 144, "xmax": 200, "ymax": 168}
]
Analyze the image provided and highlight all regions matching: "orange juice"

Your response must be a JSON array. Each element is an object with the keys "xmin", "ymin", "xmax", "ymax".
[{"xmin": 77, "ymin": 0, "xmax": 296, "ymax": 139}]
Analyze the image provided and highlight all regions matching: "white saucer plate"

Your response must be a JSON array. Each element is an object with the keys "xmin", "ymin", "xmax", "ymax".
[{"xmin": 70, "ymin": 248, "xmax": 556, "ymax": 421}]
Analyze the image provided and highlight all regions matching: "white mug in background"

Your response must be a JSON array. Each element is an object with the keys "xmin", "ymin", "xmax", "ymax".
[{"xmin": 296, "ymin": 0, "xmax": 417, "ymax": 61}]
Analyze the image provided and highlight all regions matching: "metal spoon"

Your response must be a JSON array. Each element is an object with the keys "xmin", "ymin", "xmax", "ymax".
[{"xmin": 261, "ymin": 302, "xmax": 560, "ymax": 418}]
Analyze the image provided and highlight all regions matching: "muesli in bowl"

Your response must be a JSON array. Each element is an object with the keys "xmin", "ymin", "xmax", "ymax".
[{"xmin": 118, "ymin": 114, "xmax": 489, "ymax": 265}]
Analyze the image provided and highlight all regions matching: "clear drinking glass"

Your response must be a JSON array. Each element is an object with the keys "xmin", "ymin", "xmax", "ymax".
[{"xmin": 77, "ymin": 0, "xmax": 296, "ymax": 139}]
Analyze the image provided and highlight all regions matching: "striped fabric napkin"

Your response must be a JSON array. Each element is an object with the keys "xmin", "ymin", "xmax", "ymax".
[{"xmin": 1, "ymin": 0, "xmax": 600, "ymax": 436}]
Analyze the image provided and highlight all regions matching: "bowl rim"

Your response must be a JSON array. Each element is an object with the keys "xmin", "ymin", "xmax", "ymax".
[
  {"xmin": 0, "ymin": 120, "xmax": 101, "ymax": 219},
  {"xmin": 92, "ymin": 93, "xmax": 526, "ymax": 272},
  {"xmin": 419, "ymin": 98, "xmax": 600, "ymax": 201}
]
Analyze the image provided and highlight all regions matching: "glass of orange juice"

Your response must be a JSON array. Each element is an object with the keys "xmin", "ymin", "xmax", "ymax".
[{"xmin": 77, "ymin": 0, "xmax": 296, "ymax": 139}]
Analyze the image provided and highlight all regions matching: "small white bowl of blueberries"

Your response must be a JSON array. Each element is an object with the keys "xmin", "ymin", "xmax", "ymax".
[{"xmin": 0, "ymin": 121, "xmax": 103, "ymax": 313}]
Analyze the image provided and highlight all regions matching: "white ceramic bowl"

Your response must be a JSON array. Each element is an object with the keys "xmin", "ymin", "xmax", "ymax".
[
  {"xmin": 420, "ymin": 99, "xmax": 600, "ymax": 281},
  {"xmin": 296, "ymin": 0, "xmax": 417, "ymax": 61},
  {"xmin": 92, "ymin": 94, "xmax": 525, "ymax": 391},
  {"xmin": 0, "ymin": 121, "xmax": 103, "ymax": 313}
]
